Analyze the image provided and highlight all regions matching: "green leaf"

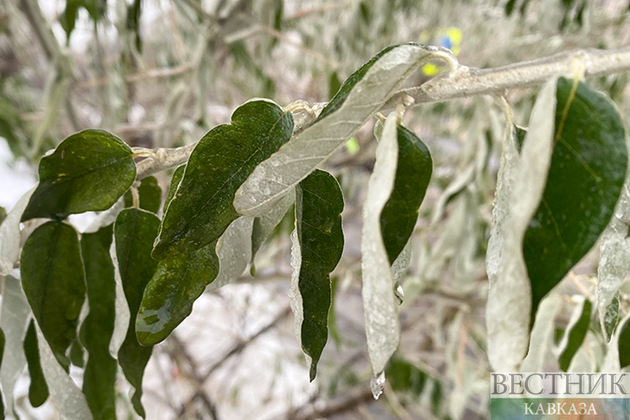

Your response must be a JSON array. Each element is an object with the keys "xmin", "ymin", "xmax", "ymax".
[
  {"xmin": 380, "ymin": 125, "xmax": 432, "ymax": 264},
  {"xmin": 152, "ymin": 100, "xmax": 293, "ymax": 260},
  {"xmin": 618, "ymin": 316, "xmax": 630, "ymax": 368},
  {"xmin": 604, "ymin": 293, "xmax": 620, "ymax": 341},
  {"xmin": 558, "ymin": 298, "xmax": 592, "ymax": 371},
  {"xmin": 1, "ymin": 189, "xmax": 34, "ymax": 275},
  {"xmin": 124, "ymin": 176, "xmax": 162, "ymax": 214},
  {"xmin": 386, "ymin": 357, "xmax": 427, "ymax": 397},
  {"xmin": 524, "ymin": 77, "xmax": 628, "ymax": 325},
  {"xmin": 80, "ymin": 225, "xmax": 117, "ymax": 420},
  {"xmin": 21, "ymin": 129, "xmax": 136, "ymax": 221},
  {"xmin": 251, "ymin": 190, "xmax": 295, "ymax": 262},
  {"xmin": 115, "ymin": 208, "xmax": 160, "ymax": 418},
  {"xmin": 514, "ymin": 125, "xmax": 527, "ymax": 154},
  {"xmin": 21, "ymin": 221, "xmax": 85, "ymax": 368},
  {"xmin": 137, "ymin": 240, "xmax": 219, "ymax": 345},
  {"xmin": 69, "ymin": 338, "xmax": 85, "ymax": 367},
  {"xmin": 126, "ymin": 0, "xmax": 143, "ymax": 52},
  {"xmin": 23, "ymin": 320, "xmax": 49, "ymax": 407},
  {"xmin": 0, "ymin": 207, "xmax": 5, "ymax": 226},
  {"xmin": 290, "ymin": 169, "xmax": 344, "ymax": 381},
  {"xmin": 0, "ymin": 326, "xmax": 4, "ymax": 416},
  {"xmin": 164, "ymin": 165, "xmax": 186, "ymax": 211},
  {"xmin": 235, "ymin": 43, "xmax": 439, "ymax": 217},
  {"xmin": 207, "ymin": 217, "xmax": 253, "ymax": 292}
]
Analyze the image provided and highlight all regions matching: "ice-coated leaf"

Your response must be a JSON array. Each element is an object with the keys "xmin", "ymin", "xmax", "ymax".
[
  {"xmin": 604, "ymin": 293, "xmax": 620, "ymax": 341},
  {"xmin": 84, "ymin": 198, "xmax": 125, "ymax": 234},
  {"xmin": 251, "ymin": 189, "xmax": 295, "ymax": 261},
  {"xmin": 0, "ymin": 188, "xmax": 34, "ymax": 275},
  {"xmin": 597, "ymin": 181, "xmax": 630, "ymax": 340},
  {"xmin": 207, "ymin": 217, "xmax": 254, "ymax": 292},
  {"xmin": 525, "ymin": 77, "xmax": 628, "ymax": 325},
  {"xmin": 24, "ymin": 320, "xmax": 49, "ymax": 407},
  {"xmin": 486, "ymin": 80, "xmax": 557, "ymax": 372},
  {"xmin": 0, "ymin": 277, "xmax": 30, "ymax": 418},
  {"xmin": 557, "ymin": 296, "xmax": 592, "ymax": 371},
  {"xmin": 164, "ymin": 165, "xmax": 185, "ymax": 211},
  {"xmin": 80, "ymin": 225, "xmax": 117, "ymax": 419},
  {"xmin": 124, "ymin": 176, "xmax": 162, "ymax": 214},
  {"xmin": 234, "ymin": 43, "xmax": 440, "ymax": 217},
  {"xmin": 115, "ymin": 208, "xmax": 160, "ymax": 418},
  {"xmin": 35, "ymin": 323, "xmax": 93, "ymax": 420},
  {"xmin": 361, "ymin": 111, "xmax": 400, "ymax": 396},
  {"xmin": 21, "ymin": 221, "xmax": 86, "ymax": 368},
  {"xmin": 519, "ymin": 294, "xmax": 562, "ymax": 373},
  {"xmin": 152, "ymin": 100, "xmax": 293, "ymax": 259},
  {"xmin": 289, "ymin": 169, "xmax": 344, "ymax": 381},
  {"xmin": 603, "ymin": 310, "xmax": 630, "ymax": 371},
  {"xmin": 21, "ymin": 130, "xmax": 136, "ymax": 221},
  {"xmin": 380, "ymin": 125, "xmax": 432, "ymax": 264},
  {"xmin": 137, "ymin": 240, "xmax": 219, "ymax": 345}
]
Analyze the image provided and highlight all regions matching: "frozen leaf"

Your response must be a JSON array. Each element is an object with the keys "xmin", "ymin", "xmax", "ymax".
[
  {"xmin": 604, "ymin": 293, "xmax": 620, "ymax": 341},
  {"xmin": 35, "ymin": 323, "xmax": 93, "ymax": 420},
  {"xmin": 21, "ymin": 130, "xmax": 136, "ymax": 221},
  {"xmin": 23, "ymin": 320, "xmax": 49, "ymax": 407},
  {"xmin": 486, "ymin": 80, "xmax": 557, "ymax": 372},
  {"xmin": 124, "ymin": 176, "xmax": 162, "ymax": 213},
  {"xmin": 115, "ymin": 208, "xmax": 160, "ymax": 418},
  {"xmin": 362, "ymin": 111, "xmax": 400, "ymax": 390},
  {"xmin": 380, "ymin": 125, "xmax": 432, "ymax": 265},
  {"xmin": 164, "ymin": 165, "xmax": 186, "ymax": 211},
  {"xmin": 207, "ymin": 216, "xmax": 254, "ymax": 291},
  {"xmin": 137, "ymin": 241, "xmax": 219, "ymax": 345},
  {"xmin": 152, "ymin": 100, "xmax": 293, "ymax": 259},
  {"xmin": 235, "ymin": 43, "xmax": 440, "ymax": 217},
  {"xmin": 556, "ymin": 296, "xmax": 592, "ymax": 371},
  {"xmin": 80, "ymin": 225, "xmax": 117, "ymax": 419},
  {"xmin": 251, "ymin": 189, "xmax": 295, "ymax": 261},
  {"xmin": 617, "ymin": 314, "xmax": 630, "ymax": 368},
  {"xmin": 0, "ymin": 188, "xmax": 34, "ymax": 275},
  {"xmin": 525, "ymin": 77, "xmax": 628, "ymax": 325},
  {"xmin": 290, "ymin": 170, "xmax": 344, "ymax": 381},
  {"xmin": 21, "ymin": 221, "xmax": 85, "ymax": 368},
  {"xmin": 520, "ymin": 293, "xmax": 563, "ymax": 372},
  {"xmin": 84, "ymin": 198, "xmax": 125, "ymax": 234},
  {"xmin": 597, "ymin": 181, "xmax": 630, "ymax": 340},
  {"xmin": 0, "ymin": 277, "xmax": 30, "ymax": 418}
]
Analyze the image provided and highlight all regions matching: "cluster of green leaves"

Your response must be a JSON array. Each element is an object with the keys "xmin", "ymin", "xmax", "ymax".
[{"xmin": 1, "ymin": 39, "xmax": 630, "ymax": 419}]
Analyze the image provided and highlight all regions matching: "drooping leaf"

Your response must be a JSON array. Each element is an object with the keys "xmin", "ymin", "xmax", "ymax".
[
  {"xmin": 0, "ymin": 207, "xmax": 5, "ymax": 225},
  {"xmin": 235, "ymin": 43, "xmax": 441, "ymax": 217},
  {"xmin": 520, "ymin": 293, "xmax": 563, "ymax": 372},
  {"xmin": 21, "ymin": 221, "xmax": 85, "ymax": 368},
  {"xmin": 23, "ymin": 320, "xmax": 49, "ymax": 407},
  {"xmin": 289, "ymin": 169, "xmax": 344, "ymax": 381},
  {"xmin": 485, "ymin": 80, "xmax": 557, "ymax": 371},
  {"xmin": 558, "ymin": 297, "xmax": 592, "ymax": 371},
  {"xmin": 137, "ymin": 240, "xmax": 219, "ymax": 345},
  {"xmin": 115, "ymin": 208, "xmax": 160, "ymax": 418},
  {"xmin": 251, "ymin": 189, "xmax": 295, "ymax": 262},
  {"xmin": 207, "ymin": 217, "xmax": 254, "ymax": 292},
  {"xmin": 597, "ymin": 180, "xmax": 630, "ymax": 341},
  {"xmin": 35, "ymin": 323, "xmax": 93, "ymax": 420},
  {"xmin": 362, "ymin": 111, "xmax": 400, "ymax": 399},
  {"xmin": 0, "ymin": 277, "xmax": 30, "ymax": 418},
  {"xmin": 618, "ymin": 316, "xmax": 630, "ymax": 368},
  {"xmin": 69, "ymin": 339, "xmax": 85, "ymax": 367},
  {"xmin": 0, "ymin": 188, "xmax": 34, "ymax": 275},
  {"xmin": 524, "ymin": 77, "xmax": 628, "ymax": 326},
  {"xmin": 126, "ymin": 0, "xmax": 143, "ymax": 52},
  {"xmin": 124, "ymin": 176, "xmax": 162, "ymax": 214},
  {"xmin": 152, "ymin": 100, "xmax": 293, "ymax": 260},
  {"xmin": 380, "ymin": 125, "xmax": 432, "ymax": 264},
  {"xmin": 21, "ymin": 130, "xmax": 136, "ymax": 221},
  {"xmin": 80, "ymin": 225, "xmax": 117, "ymax": 420}
]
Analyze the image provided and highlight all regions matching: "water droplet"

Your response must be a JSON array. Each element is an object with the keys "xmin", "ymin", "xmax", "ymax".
[
  {"xmin": 370, "ymin": 371, "xmax": 385, "ymax": 400},
  {"xmin": 394, "ymin": 282, "xmax": 404, "ymax": 305}
]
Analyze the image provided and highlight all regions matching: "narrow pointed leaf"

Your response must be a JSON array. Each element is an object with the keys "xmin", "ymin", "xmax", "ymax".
[
  {"xmin": 152, "ymin": 100, "xmax": 293, "ymax": 259},
  {"xmin": 21, "ymin": 221, "xmax": 85, "ymax": 368},
  {"xmin": 380, "ymin": 125, "xmax": 432, "ymax": 264},
  {"xmin": 208, "ymin": 217, "xmax": 254, "ymax": 291},
  {"xmin": 115, "ymin": 208, "xmax": 160, "ymax": 418},
  {"xmin": 558, "ymin": 297, "xmax": 592, "ymax": 371},
  {"xmin": 0, "ymin": 327, "xmax": 4, "ymax": 416},
  {"xmin": 124, "ymin": 176, "xmax": 162, "ymax": 214},
  {"xmin": 21, "ymin": 130, "xmax": 136, "ymax": 221},
  {"xmin": 24, "ymin": 320, "xmax": 49, "ymax": 407},
  {"xmin": 604, "ymin": 293, "xmax": 620, "ymax": 341},
  {"xmin": 362, "ymin": 111, "xmax": 400, "ymax": 398},
  {"xmin": 137, "ymin": 241, "xmax": 219, "ymax": 345},
  {"xmin": 290, "ymin": 169, "xmax": 344, "ymax": 381},
  {"xmin": 235, "ymin": 43, "xmax": 441, "ymax": 217},
  {"xmin": 486, "ymin": 80, "xmax": 557, "ymax": 371},
  {"xmin": 35, "ymin": 323, "xmax": 93, "ymax": 420},
  {"xmin": 520, "ymin": 293, "xmax": 563, "ymax": 372},
  {"xmin": 524, "ymin": 77, "xmax": 628, "ymax": 325},
  {"xmin": 69, "ymin": 339, "xmax": 85, "ymax": 367},
  {"xmin": 618, "ymin": 313, "xmax": 630, "ymax": 368},
  {"xmin": 81, "ymin": 225, "xmax": 117, "ymax": 420},
  {"xmin": 0, "ymin": 277, "xmax": 30, "ymax": 418},
  {"xmin": 0, "ymin": 188, "xmax": 34, "ymax": 275}
]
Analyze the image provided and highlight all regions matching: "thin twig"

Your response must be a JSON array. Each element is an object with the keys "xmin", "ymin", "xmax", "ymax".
[
  {"xmin": 284, "ymin": 387, "xmax": 374, "ymax": 420},
  {"xmin": 285, "ymin": 2, "xmax": 353, "ymax": 21}
]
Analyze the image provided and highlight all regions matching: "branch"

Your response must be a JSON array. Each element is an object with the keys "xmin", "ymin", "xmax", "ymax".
[
  {"xmin": 131, "ymin": 46, "xmax": 630, "ymax": 180},
  {"xmin": 285, "ymin": 387, "xmax": 374, "ymax": 420}
]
